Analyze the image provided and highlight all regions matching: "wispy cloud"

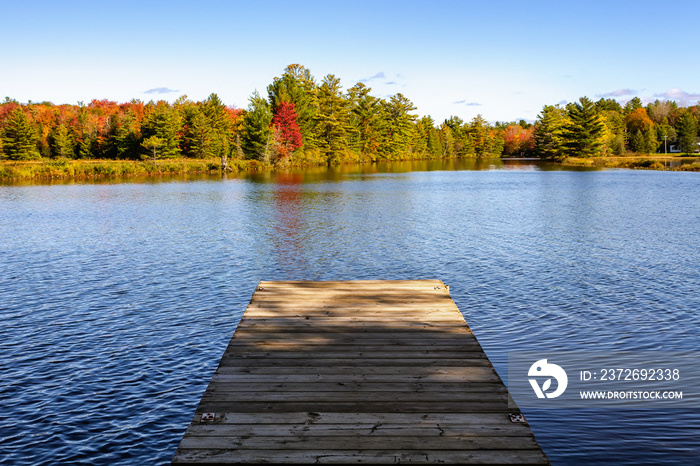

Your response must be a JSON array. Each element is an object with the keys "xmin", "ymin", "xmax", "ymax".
[
  {"xmin": 653, "ymin": 88, "xmax": 700, "ymax": 103},
  {"xmin": 454, "ymin": 100, "xmax": 481, "ymax": 106},
  {"xmin": 144, "ymin": 87, "xmax": 179, "ymax": 94},
  {"xmin": 557, "ymin": 100, "xmax": 568, "ymax": 106},
  {"xmin": 597, "ymin": 88, "xmax": 637, "ymax": 98},
  {"xmin": 360, "ymin": 72, "xmax": 385, "ymax": 82}
]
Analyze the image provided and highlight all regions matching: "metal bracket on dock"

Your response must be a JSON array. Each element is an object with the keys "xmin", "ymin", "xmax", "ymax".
[
  {"xmin": 509, "ymin": 413, "xmax": 527, "ymax": 423},
  {"xmin": 200, "ymin": 413, "xmax": 216, "ymax": 423}
]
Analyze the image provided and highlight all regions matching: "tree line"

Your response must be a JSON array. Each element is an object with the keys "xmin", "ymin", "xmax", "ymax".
[{"xmin": 1, "ymin": 64, "xmax": 699, "ymax": 165}]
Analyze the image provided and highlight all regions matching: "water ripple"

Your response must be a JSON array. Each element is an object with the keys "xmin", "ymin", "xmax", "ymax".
[{"xmin": 0, "ymin": 168, "xmax": 698, "ymax": 464}]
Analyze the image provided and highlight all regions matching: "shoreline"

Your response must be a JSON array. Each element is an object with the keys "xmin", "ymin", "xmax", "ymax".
[
  {"xmin": 1, "ymin": 155, "xmax": 698, "ymax": 182},
  {"xmin": 560, "ymin": 155, "xmax": 700, "ymax": 171}
]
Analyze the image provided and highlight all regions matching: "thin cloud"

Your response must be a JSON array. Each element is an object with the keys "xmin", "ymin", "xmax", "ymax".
[
  {"xmin": 144, "ymin": 87, "xmax": 179, "ymax": 94},
  {"xmin": 360, "ymin": 72, "xmax": 385, "ymax": 82},
  {"xmin": 454, "ymin": 100, "xmax": 481, "ymax": 106},
  {"xmin": 653, "ymin": 88, "xmax": 700, "ymax": 102},
  {"xmin": 597, "ymin": 88, "xmax": 637, "ymax": 98}
]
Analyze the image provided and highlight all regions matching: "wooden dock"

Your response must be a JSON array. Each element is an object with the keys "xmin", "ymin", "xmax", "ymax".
[{"xmin": 172, "ymin": 280, "xmax": 549, "ymax": 464}]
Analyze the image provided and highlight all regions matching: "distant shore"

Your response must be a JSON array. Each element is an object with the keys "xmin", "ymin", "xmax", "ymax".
[
  {"xmin": 1, "ymin": 155, "xmax": 698, "ymax": 182},
  {"xmin": 561, "ymin": 155, "xmax": 700, "ymax": 171}
]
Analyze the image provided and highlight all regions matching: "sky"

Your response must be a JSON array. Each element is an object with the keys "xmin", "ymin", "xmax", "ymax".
[{"xmin": 2, "ymin": 0, "xmax": 700, "ymax": 123}]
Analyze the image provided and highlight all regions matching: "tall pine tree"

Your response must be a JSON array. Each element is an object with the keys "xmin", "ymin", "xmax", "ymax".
[
  {"xmin": 534, "ymin": 105, "xmax": 569, "ymax": 160},
  {"xmin": 563, "ymin": 97, "xmax": 604, "ymax": 158},
  {"xmin": 2, "ymin": 108, "xmax": 40, "ymax": 160}
]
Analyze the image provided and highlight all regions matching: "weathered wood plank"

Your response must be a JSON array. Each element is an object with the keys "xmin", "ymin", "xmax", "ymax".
[
  {"xmin": 199, "ymin": 391, "xmax": 509, "ymax": 402},
  {"xmin": 183, "ymin": 422, "xmax": 534, "ymax": 437},
  {"xmin": 194, "ymin": 401, "xmax": 510, "ymax": 414},
  {"xmin": 210, "ymin": 373, "xmax": 504, "ymax": 383},
  {"xmin": 177, "ymin": 435, "xmax": 540, "ymax": 450},
  {"xmin": 188, "ymin": 412, "xmax": 520, "ymax": 425},
  {"xmin": 218, "ymin": 358, "xmax": 492, "ymax": 367},
  {"xmin": 213, "ymin": 365, "xmax": 498, "ymax": 376},
  {"xmin": 203, "ymin": 382, "xmax": 508, "ymax": 393},
  {"xmin": 172, "ymin": 280, "xmax": 548, "ymax": 464},
  {"xmin": 174, "ymin": 449, "xmax": 549, "ymax": 464}
]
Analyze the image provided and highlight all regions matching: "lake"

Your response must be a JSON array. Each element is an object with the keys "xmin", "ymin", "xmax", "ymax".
[{"xmin": 1, "ymin": 159, "xmax": 698, "ymax": 464}]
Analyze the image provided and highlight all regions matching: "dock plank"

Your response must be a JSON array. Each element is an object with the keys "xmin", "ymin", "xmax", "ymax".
[{"xmin": 172, "ymin": 280, "xmax": 549, "ymax": 464}]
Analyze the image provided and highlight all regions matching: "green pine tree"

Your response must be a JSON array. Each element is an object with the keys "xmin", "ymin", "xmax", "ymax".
[
  {"xmin": 563, "ymin": 97, "xmax": 605, "ymax": 158},
  {"xmin": 534, "ymin": 105, "xmax": 569, "ymax": 160},
  {"xmin": 49, "ymin": 124, "xmax": 73, "ymax": 158},
  {"xmin": 2, "ymin": 108, "xmax": 40, "ymax": 160},
  {"xmin": 314, "ymin": 74, "xmax": 350, "ymax": 163},
  {"xmin": 141, "ymin": 102, "xmax": 182, "ymax": 158},
  {"xmin": 677, "ymin": 112, "xmax": 698, "ymax": 154},
  {"xmin": 241, "ymin": 91, "xmax": 273, "ymax": 161}
]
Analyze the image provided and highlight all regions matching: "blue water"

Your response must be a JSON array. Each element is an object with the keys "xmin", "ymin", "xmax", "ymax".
[{"xmin": 1, "ymin": 161, "xmax": 698, "ymax": 464}]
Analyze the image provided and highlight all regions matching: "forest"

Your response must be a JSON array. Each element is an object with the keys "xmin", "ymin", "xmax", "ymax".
[{"xmin": 1, "ymin": 64, "xmax": 699, "ymax": 168}]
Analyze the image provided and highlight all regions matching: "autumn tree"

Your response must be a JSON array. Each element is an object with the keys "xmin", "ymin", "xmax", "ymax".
[
  {"xmin": 268, "ymin": 64, "xmax": 317, "ymax": 148},
  {"xmin": 502, "ymin": 124, "xmax": 534, "ymax": 156},
  {"xmin": 271, "ymin": 101, "xmax": 302, "ymax": 160},
  {"xmin": 625, "ymin": 108, "xmax": 656, "ymax": 153}
]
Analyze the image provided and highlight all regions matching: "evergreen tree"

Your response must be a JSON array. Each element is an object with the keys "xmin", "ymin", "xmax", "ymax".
[
  {"xmin": 141, "ymin": 102, "xmax": 182, "ymax": 158},
  {"xmin": 534, "ymin": 105, "xmax": 569, "ymax": 160},
  {"xmin": 677, "ymin": 112, "xmax": 698, "ymax": 154},
  {"xmin": 383, "ymin": 93, "xmax": 417, "ymax": 157},
  {"xmin": 466, "ymin": 115, "xmax": 501, "ymax": 158},
  {"xmin": 314, "ymin": 74, "xmax": 350, "ymax": 162},
  {"xmin": 2, "ymin": 108, "xmax": 40, "ymax": 160},
  {"xmin": 241, "ymin": 91, "xmax": 273, "ymax": 161},
  {"xmin": 444, "ymin": 116, "xmax": 472, "ymax": 157},
  {"xmin": 202, "ymin": 93, "xmax": 233, "ymax": 163},
  {"xmin": 623, "ymin": 97, "xmax": 643, "ymax": 115},
  {"xmin": 112, "ymin": 110, "xmax": 141, "ymax": 159},
  {"xmin": 415, "ymin": 116, "xmax": 441, "ymax": 158},
  {"xmin": 49, "ymin": 124, "xmax": 73, "ymax": 158},
  {"xmin": 347, "ymin": 83, "xmax": 386, "ymax": 160},
  {"xmin": 182, "ymin": 106, "xmax": 214, "ymax": 158},
  {"xmin": 563, "ymin": 97, "xmax": 605, "ymax": 157}
]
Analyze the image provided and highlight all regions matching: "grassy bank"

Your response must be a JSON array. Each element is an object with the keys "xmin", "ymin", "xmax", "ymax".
[
  {"xmin": 0, "ymin": 158, "xmax": 270, "ymax": 181},
  {"xmin": 562, "ymin": 155, "xmax": 700, "ymax": 171},
  {"xmin": 2, "ymin": 154, "xmax": 699, "ymax": 182}
]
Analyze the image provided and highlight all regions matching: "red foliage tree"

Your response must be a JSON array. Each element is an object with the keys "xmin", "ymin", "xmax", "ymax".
[
  {"xmin": 503, "ymin": 125, "xmax": 535, "ymax": 156},
  {"xmin": 271, "ymin": 101, "xmax": 303, "ymax": 158}
]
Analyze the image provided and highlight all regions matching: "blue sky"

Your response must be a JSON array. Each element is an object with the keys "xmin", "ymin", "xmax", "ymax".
[{"xmin": 2, "ymin": 0, "xmax": 700, "ymax": 123}]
